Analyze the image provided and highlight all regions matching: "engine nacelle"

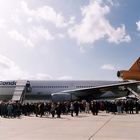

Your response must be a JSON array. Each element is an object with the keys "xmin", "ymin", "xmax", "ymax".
[
  {"xmin": 117, "ymin": 70, "xmax": 126, "ymax": 78},
  {"xmin": 117, "ymin": 70, "xmax": 140, "ymax": 80},
  {"xmin": 51, "ymin": 93, "xmax": 71, "ymax": 102},
  {"xmin": 117, "ymin": 57, "xmax": 140, "ymax": 81}
]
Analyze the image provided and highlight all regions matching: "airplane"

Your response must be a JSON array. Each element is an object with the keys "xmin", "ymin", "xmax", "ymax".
[{"xmin": 0, "ymin": 57, "xmax": 140, "ymax": 102}]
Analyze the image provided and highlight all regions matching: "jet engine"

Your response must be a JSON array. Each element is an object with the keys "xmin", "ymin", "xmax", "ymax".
[
  {"xmin": 51, "ymin": 93, "xmax": 71, "ymax": 102},
  {"xmin": 117, "ymin": 57, "xmax": 140, "ymax": 81},
  {"xmin": 117, "ymin": 70, "xmax": 126, "ymax": 78},
  {"xmin": 117, "ymin": 70, "xmax": 140, "ymax": 80}
]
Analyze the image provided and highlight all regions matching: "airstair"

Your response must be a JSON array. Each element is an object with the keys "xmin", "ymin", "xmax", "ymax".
[
  {"xmin": 127, "ymin": 87, "xmax": 140, "ymax": 100},
  {"xmin": 12, "ymin": 80, "xmax": 28, "ymax": 102}
]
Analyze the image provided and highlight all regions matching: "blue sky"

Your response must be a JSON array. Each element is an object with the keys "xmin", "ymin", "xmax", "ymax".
[{"xmin": 0, "ymin": 0, "xmax": 140, "ymax": 81}]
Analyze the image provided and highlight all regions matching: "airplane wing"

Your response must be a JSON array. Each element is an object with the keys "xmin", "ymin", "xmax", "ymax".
[{"xmin": 56, "ymin": 81, "xmax": 140, "ymax": 100}]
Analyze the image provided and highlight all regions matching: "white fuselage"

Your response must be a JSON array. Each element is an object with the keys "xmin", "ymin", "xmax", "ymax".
[{"xmin": 0, "ymin": 80, "xmax": 120, "ymax": 101}]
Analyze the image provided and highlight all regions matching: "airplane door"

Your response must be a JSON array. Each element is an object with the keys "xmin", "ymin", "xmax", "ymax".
[{"xmin": 26, "ymin": 81, "xmax": 32, "ymax": 92}]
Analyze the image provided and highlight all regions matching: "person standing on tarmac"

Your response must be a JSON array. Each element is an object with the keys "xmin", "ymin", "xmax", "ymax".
[
  {"xmin": 56, "ymin": 102, "xmax": 62, "ymax": 118},
  {"xmin": 7, "ymin": 103, "xmax": 13, "ymax": 118},
  {"xmin": 70, "ymin": 102, "xmax": 74, "ymax": 117},
  {"xmin": 90, "ymin": 101, "xmax": 99, "ymax": 115},
  {"xmin": 39, "ymin": 103, "xmax": 45, "ymax": 117},
  {"xmin": 50, "ymin": 103, "xmax": 56, "ymax": 118},
  {"xmin": 135, "ymin": 101, "xmax": 139, "ymax": 114},
  {"xmin": 74, "ymin": 101, "xmax": 79, "ymax": 116}
]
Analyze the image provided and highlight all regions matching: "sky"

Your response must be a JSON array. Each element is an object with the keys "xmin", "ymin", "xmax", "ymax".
[{"xmin": 0, "ymin": 0, "xmax": 140, "ymax": 81}]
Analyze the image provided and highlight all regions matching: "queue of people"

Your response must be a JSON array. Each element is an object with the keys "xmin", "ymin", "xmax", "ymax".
[{"xmin": 0, "ymin": 99, "xmax": 139, "ymax": 119}]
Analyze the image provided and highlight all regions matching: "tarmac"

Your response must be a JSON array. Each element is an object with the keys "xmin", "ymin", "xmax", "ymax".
[{"xmin": 0, "ymin": 112, "xmax": 140, "ymax": 140}]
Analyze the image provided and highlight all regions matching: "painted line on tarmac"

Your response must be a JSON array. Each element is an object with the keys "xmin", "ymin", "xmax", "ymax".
[{"xmin": 88, "ymin": 114, "xmax": 115, "ymax": 140}]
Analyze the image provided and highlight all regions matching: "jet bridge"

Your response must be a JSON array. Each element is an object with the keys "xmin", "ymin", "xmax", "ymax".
[{"xmin": 12, "ymin": 80, "xmax": 31, "ymax": 102}]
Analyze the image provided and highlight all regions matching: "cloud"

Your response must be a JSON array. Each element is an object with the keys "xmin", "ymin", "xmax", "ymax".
[
  {"xmin": 20, "ymin": 1, "xmax": 69, "ymax": 28},
  {"xmin": 58, "ymin": 76, "xmax": 73, "ymax": 80},
  {"xmin": 0, "ymin": 54, "xmax": 54, "ymax": 80},
  {"xmin": 8, "ymin": 30, "xmax": 34, "ymax": 48},
  {"xmin": 8, "ymin": 26, "xmax": 55, "ymax": 48},
  {"xmin": 0, "ymin": 55, "xmax": 12, "ymax": 69},
  {"xmin": 101, "ymin": 64, "xmax": 116, "ymax": 70},
  {"xmin": 33, "ymin": 73, "xmax": 53, "ymax": 80},
  {"xmin": 136, "ymin": 20, "xmax": 140, "ymax": 31},
  {"xmin": 107, "ymin": 0, "xmax": 113, "ymax": 6},
  {"xmin": 0, "ymin": 19, "xmax": 6, "ymax": 29},
  {"xmin": 8, "ymin": 30, "xmax": 26, "ymax": 42},
  {"xmin": 107, "ymin": 24, "xmax": 131, "ymax": 44},
  {"xmin": 0, "ymin": 54, "xmax": 73, "ymax": 81},
  {"xmin": 7, "ymin": 1, "xmax": 75, "ymax": 48},
  {"xmin": 29, "ymin": 26, "xmax": 55, "ymax": 41},
  {"xmin": 57, "ymin": 33, "xmax": 65, "ymax": 39},
  {"xmin": 107, "ymin": 0, "xmax": 119, "ymax": 7},
  {"xmin": 68, "ymin": 0, "xmax": 131, "ymax": 45},
  {"xmin": 0, "ymin": 54, "xmax": 29, "ymax": 80}
]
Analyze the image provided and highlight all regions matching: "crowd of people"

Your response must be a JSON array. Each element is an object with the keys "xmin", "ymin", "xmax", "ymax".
[{"xmin": 0, "ymin": 99, "xmax": 140, "ymax": 119}]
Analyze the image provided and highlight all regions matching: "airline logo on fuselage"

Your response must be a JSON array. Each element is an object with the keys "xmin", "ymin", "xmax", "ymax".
[{"xmin": 0, "ymin": 81, "xmax": 16, "ymax": 86}]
